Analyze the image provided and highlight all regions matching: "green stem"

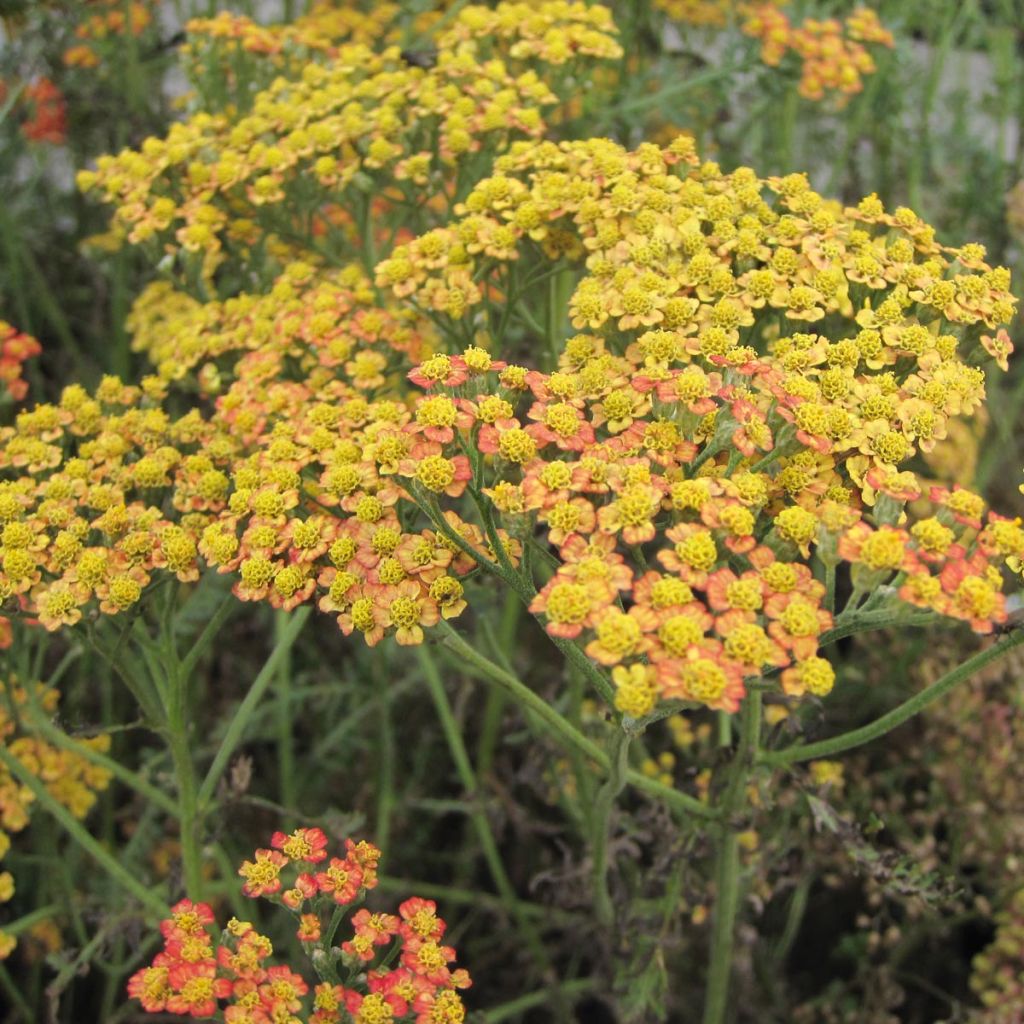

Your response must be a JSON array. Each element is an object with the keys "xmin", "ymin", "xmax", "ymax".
[
  {"xmin": 156, "ymin": 583, "xmax": 204, "ymax": 898},
  {"xmin": 820, "ymin": 606, "xmax": 936, "ymax": 646},
  {"xmin": 417, "ymin": 489, "xmax": 617, "ymax": 709},
  {"xmin": 592, "ymin": 726, "xmax": 631, "ymax": 928},
  {"xmin": 416, "ymin": 647, "xmax": 568, "ymax": 1011},
  {"xmin": 358, "ymin": 191, "xmax": 377, "ymax": 275},
  {"xmin": 179, "ymin": 592, "xmax": 234, "ymax": 682},
  {"xmin": 274, "ymin": 610, "xmax": 297, "ymax": 813},
  {"xmin": 627, "ymin": 699, "xmax": 694, "ymax": 731},
  {"xmin": 476, "ymin": 591, "xmax": 521, "ymax": 775},
  {"xmin": 435, "ymin": 621, "xmax": 715, "ymax": 819},
  {"xmin": 2, "ymin": 903, "xmax": 60, "ymax": 937},
  {"xmin": 375, "ymin": 670, "xmax": 395, "ymax": 857},
  {"xmin": 166, "ymin": 673, "xmax": 203, "ymax": 898},
  {"xmin": 777, "ymin": 83, "xmax": 799, "ymax": 172},
  {"xmin": 703, "ymin": 690, "xmax": 761, "ymax": 1024},
  {"xmin": 197, "ymin": 605, "xmax": 311, "ymax": 809},
  {"xmin": 0, "ymin": 744, "xmax": 168, "ymax": 917},
  {"xmin": 772, "ymin": 874, "xmax": 812, "ymax": 969},
  {"xmin": 549, "ymin": 632, "xmax": 617, "ymax": 709},
  {"xmin": 87, "ymin": 623, "xmax": 165, "ymax": 726},
  {"xmin": 23, "ymin": 702, "xmax": 177, "ymax": 818},
  {"xmin": 483, "ymin": 979, "xmax": 597, "ymax": 1023},
  {"xmin": 761, "ymin": 630, "xmax": 1024, "ymax": 767},
  {"xmin": 824, "ymin": 563, "xmax": 836, "ymax": 615}
]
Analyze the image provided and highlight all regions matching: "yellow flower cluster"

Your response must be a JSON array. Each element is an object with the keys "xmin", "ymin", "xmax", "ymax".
[
  {"xmin": 14, "ymin": 7, "xmax": 1020, "ymax": 722},
  {"xmin": 184, "ymin": 2, "xmax": 404, "ymax": 59},
  {"xmin": 0, "ymin": 680, "xmax": 112, "ymax": 959},
  {"xmin": 13, "ymin": 133, "xmax": 1021, "ymax": 718},
  {"xmin": 179, "ymin": 1, "xmax": 437, "ymax": 109},
  {"xmin": 437, "ymin": 2, "xmax": 621, "ymax": 64},
  {"xmin": 0, "ymin": 262, "xmax": 492, "ymax": 646},
  {"xmin": 379, "ymin": 136, "xmax": 1021, "ymax": 713},
  {"xmin": 125, "ymin": 261, "xmax": 428, "ymax": 387},
  {"xmin": 76, "ymin": 1, "xmax": 621, "ymax": 276}
]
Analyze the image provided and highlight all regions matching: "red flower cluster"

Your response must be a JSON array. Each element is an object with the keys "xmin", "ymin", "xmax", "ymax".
[
  {"xmin": 128, "ymin": 828, "xmax": 470, "ymax": 1023},
  {"xmin": 19, "ymin": 78, "xmax": 67, "ymax": 145}
]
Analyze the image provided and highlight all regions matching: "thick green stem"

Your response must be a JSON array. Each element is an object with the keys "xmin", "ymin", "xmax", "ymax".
[
  {"xmin": 703, "ymin": 690, "xmax": 761, "ymax": 1024},
  {"xmin": 761, "ymin": 630, "xmax": 1024, "ymax": 767},
  {"xmin": 592, "ymin": 726, "xmax": 632, "ymax": 928},
  {"xmin": 436, "ymin": 620, "xmax": 715, "ymax": 819},
  {"xmin": 274, "ymin": 611, "xmax": 298, "ymax": 813},
  {"xmin": 198, "ymin": 605, "xmax": 311, "ymax": 809},
  {"xmin": 416, "ymin": 646, "xmax": 569, "ymax": 1013},
  {"xmin": 23, "ymin": 701, "xmax": 177, "ymax": 818},
  {"xmin": 166, "ymin": 676, "xmax": 203, "ymax": 899}
]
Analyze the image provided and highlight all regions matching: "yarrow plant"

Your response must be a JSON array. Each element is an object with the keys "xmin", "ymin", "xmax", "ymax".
[
  {"xmin": 129, "ymin": 827, "xmax": 471, "ymax": 1023},
  {"xmin": 374, "ymin": 137, "xmax": 1021, "ymax": 710},
  {"xmin": 4, "ymin": 2, "xmax": 1024, "ymax": 1021}
]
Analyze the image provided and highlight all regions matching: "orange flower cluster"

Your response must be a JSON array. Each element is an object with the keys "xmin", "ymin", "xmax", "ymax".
[
  {"xmin": 0, "ymin": 322, "xmax": 40, "ymax": 402},
  {"xmin": 75, "ymin": 1, "xmax": 621, "ymax": 276},
  {"xmin": 379, "ymin": 136, "xmax": 1021, "ymax": 714},
  {"xmin": 63, "ymin": 0, "xmax": 152, "ymax": 69},
  {"xmin": 128, "ymin": 828, "xmax": 470, "ymax": 1023},
  {"xmin": 0, "ymin": 680, "xmax": 112, "ymax": 960},
  {"xmin": 742, "ymin": 4, "xmax": 893, "ymax": 100}
]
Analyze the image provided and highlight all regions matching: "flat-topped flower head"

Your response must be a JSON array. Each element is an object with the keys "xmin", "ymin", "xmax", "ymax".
[{"xmin": 131, "ymin": 827, "xmax": 467, "ymax": 1020}]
